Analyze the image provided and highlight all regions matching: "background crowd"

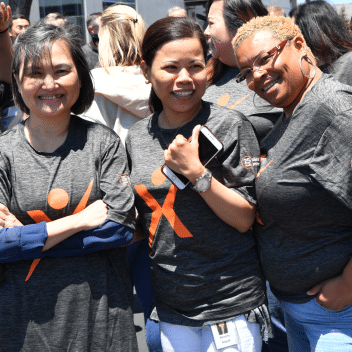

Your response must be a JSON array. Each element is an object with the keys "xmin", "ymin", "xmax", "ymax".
[{"xmin": 0, "ymin": 0, "xmax": 352, "ymax": 351}]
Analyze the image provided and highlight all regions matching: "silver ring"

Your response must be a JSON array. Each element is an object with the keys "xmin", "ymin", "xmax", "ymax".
[{"xmin": 2, "ymin": 221, "xmax": 4, "ymax": 227}]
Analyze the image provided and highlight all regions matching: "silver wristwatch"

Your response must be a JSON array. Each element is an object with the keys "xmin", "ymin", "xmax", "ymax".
[{"xmin": 192, "ymin": 168, "xmax": 212, "ymax": 193}]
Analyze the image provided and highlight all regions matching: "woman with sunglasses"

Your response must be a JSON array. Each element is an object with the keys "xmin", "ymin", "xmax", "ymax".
[{"xmin": 233, "ymin": 16, "xmax": 352, "ymax": 352}]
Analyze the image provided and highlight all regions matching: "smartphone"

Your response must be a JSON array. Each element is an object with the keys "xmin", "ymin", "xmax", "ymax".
[{"xmin": 161, "ymin": 126, "xmax": 223, "ymax": 190}]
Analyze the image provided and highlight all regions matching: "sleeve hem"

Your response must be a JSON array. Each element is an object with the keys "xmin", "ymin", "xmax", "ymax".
[{"xmin": 20, "ymin": 222, "xmax": 48, "ymax": 260}]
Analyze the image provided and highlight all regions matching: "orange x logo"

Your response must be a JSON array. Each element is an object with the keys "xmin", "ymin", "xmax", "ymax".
[
  {"xmin": 135, "ymin": 183, "xmax": 192, "ymax": 248},
  {"xmin": 25, "ymin": 179, "xmax": 94, "ymax": 281}
]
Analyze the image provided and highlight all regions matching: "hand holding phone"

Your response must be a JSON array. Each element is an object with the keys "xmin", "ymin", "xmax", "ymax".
[{"xmin": 162, "ymin": 125, "xmax": 223, "ymax": 190}]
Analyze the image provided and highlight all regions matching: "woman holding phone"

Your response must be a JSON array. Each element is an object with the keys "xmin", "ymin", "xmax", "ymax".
[{"xmin": 125, "ymin": 16, "xmax": 271, "ymax": 352}]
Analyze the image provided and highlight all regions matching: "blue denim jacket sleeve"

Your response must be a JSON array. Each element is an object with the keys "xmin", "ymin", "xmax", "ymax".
[
  {"xmin": 46, "ymin": 220, "xmax": 134, "ymax": 257},
  {"xmin": 0, "ymin": 222, "xmax": 48, "ymax": 262},
  {"xmin": 0, "ymin": 220, "xmax": 134, "ymax": 262}
]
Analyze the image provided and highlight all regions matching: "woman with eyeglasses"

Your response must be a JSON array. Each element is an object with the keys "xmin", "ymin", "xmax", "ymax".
[{"xmin": 233, "ymin": 16, "xmax": 352, "ymax": 352}]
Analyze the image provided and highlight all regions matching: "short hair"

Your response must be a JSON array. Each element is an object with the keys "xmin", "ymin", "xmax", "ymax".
[
  {"xmin": 293, "ymin": 1, "xmax": 352, "ymax": 65},
  {"xmin": 142, "ymin": 17, "xmax": 208, "ymax": 113},
  {"xmin": 44, "ymin": 13, "xmax": 67, "ymax": 26},
  {"xmin": 168, "ymin": 7, "xmax": 187, "ymax": 17},
  {"xmin": 9, "ymin": 14, "xmax": 29, "ymax": 30},
  {"xmin": 232, "ymin": 15, "xmax": 313, "ymax": 60},
  {"xmin": 98, "ymin": 5, "xmax": 146, "ymax": 70},
  {"xmin": 267, "ymin": 5, "xmax": 285, "ymax": 17},
  {"xmin": 206, "ymin": 0, "xmax": 268, "ymax": 34},
  {"xmin": 12, "ymin": 22, "xmax": 94, "ymax": 115},
  {"xmin": 86, "ymin": 12, "xmax": 102, "ymax": 28}
]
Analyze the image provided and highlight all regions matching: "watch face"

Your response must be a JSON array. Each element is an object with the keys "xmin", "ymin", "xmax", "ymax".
[{"xmin": 197, "ymin": 178, "xmax": 210, "ymax": 191}]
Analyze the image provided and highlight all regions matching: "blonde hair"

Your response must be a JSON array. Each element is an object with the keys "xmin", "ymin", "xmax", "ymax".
[
  {"xmin": 232, "ymin": 15, "xmax": 314, "ymax": 59},
  {"xmin": 98, "ymin": 5, "xmax": 146, "ymax": 71}
]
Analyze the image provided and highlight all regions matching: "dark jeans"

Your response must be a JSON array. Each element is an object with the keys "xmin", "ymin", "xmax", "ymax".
[{"xmin": 127, "ymin": 239, "xmax": 163, "ymax": 352}]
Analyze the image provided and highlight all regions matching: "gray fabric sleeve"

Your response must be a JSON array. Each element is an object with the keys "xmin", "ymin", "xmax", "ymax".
[
  {"xmin": 219, "ymin": 118, "xmax": 260, "ymax": 205},
  {"xmin": 0, "ymin": 152, "xmax": 11, "ymax": 207},
  {"xmin": 100, "ymin": 138, "xmax": 136, "ymax": 229},
  {"xmin": 310, "ymin": 110, "xmax": 352, "ymax": 210},
  {"xmin": 331, "ymin": 52, "xmax": 352, "ymax": 87}
]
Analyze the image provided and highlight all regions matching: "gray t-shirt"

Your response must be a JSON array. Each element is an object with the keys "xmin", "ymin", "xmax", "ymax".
[
  {"xmin": 82, "ymin": 43, "xmax": 99, "ymax": 70},
  {"xmin": 202, "ymin": 66, "xmax": 282, "ymax": 143},
  {"xmin": 126, "ymin": 102, "xmax": 266, "ymax": 326},
  {"xmin": 0, "ymin": 116, "xmax": 138, "ymax": 351},
  {"xmin": 254, "ymin": 74, "xmax": 352, "ymax": 303},
  {"xmin": 319, "ymin": 51, "xmax": 352, "ymax": 86}
]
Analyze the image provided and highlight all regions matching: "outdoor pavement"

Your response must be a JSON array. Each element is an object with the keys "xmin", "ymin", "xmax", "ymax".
[{"xmin": 133, "ymin": 290, "xmax": 149, "ymax": 352}]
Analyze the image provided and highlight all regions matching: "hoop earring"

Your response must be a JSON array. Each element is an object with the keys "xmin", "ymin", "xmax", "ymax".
[
  {"xmin": 252, "ymin": 92, "xmax": 274, "ymax": 111},
  {"xmin": 300, "ymin": 54, "xmax": 316, "ymax": 79}
]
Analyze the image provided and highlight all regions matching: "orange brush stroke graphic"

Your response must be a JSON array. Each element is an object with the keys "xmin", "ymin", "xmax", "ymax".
[
  {"xmin": 228, "ymin": 94, "xmax": 250, "ymax": 110},
  {"xmin": 73, "ymin": 179, "xmax": 94, "ymax": 214},
  {"xmin": 25, "ymin": 179, "xmax": 94, "ymax": 281},
  {"xmin": 135, "ymin": 184, "xmax": 192, "ymax": 248},
  {"xmin": 256, "ymin": 159, "xmax": 273, "ymax": 178}
]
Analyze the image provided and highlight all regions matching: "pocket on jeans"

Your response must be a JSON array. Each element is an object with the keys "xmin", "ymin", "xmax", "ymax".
[{"xmin": 313, "ymin": 297, "xmax": 352, "ymax": 314}]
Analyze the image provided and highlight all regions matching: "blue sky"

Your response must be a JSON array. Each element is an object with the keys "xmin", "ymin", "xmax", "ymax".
[{"xmin": 297, "ymin": 0, "xmax": 352, "ymax": 4}]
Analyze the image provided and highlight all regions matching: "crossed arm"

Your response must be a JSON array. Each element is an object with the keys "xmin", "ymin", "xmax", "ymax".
[{"xmin": 0, "ymin": 200, "xmax": 144, "ymax": 263}]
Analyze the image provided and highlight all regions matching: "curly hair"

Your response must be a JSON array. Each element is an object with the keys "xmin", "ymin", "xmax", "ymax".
[{"xmin": 232, "ymin": 15, "xmax": 313, "ymax": 59}]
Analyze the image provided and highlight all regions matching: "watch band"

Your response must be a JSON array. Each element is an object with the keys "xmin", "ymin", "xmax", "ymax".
[{"xmin": 192, "ymin": 168, "xmax": 212, "ymax": 193}]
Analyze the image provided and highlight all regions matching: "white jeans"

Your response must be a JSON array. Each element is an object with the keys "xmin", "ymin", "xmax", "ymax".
[{"xmin": 160, "ymin": 315, "xmax": 262, "ymax": 352}]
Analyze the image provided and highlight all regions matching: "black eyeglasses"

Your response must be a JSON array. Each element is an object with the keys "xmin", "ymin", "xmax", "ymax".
[{"xmin": 236, "ymin": 38, "xmax": 291, "ymax": 83}]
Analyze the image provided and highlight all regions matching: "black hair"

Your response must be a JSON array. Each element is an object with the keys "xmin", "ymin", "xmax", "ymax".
[
  {"xmin": 9, "ymin": 14, "xmax": 30, "ymax": 30},
  {"xmin": 205, "ymin": 0, "xmax": 268, "ymax": 85},
  {"xmin": 86, "ymin": 12, "xmax": 102, "ymax": 28},
  {"xmin": 142, "ymin": 17, "xmax": 208, "ymax": 113},
  {"xmin": 44, "ymin": 12, "xmax": 66, "ymax": 24},
  {"xmin": 12, "ymin": 21, "xmax": 94, "ymax": 115},
  {"xmin": 294, "ymin": 1, "xmax": 352, "ymax": 65},
  {"xmin": 288, "ymin": 6, "xmax": 299, "ymax": 19},
  {"xmin": 206, "ymin": 0, "xmax": 268, "ymax": 33}
]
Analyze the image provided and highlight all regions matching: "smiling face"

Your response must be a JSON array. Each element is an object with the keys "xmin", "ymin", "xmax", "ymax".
[
  {"xmin": 18, "ymin": 40, "xmax": 81, "ymax": 121},
  {"xmin": 204, "ymin": 0, "xmax": 237, "ymax": 66},
  {"xmin": 143, "ymin": 37, "xmax": 207, "ymax": 122},
  {"xmin": 235, "ymin": 31, "xmax": 309, "ymax": 115}
]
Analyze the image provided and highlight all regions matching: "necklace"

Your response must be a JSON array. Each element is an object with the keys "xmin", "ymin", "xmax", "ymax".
[{"xmin": 159, "ymin": 125, "xmax": 183, "ymax": 148}]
